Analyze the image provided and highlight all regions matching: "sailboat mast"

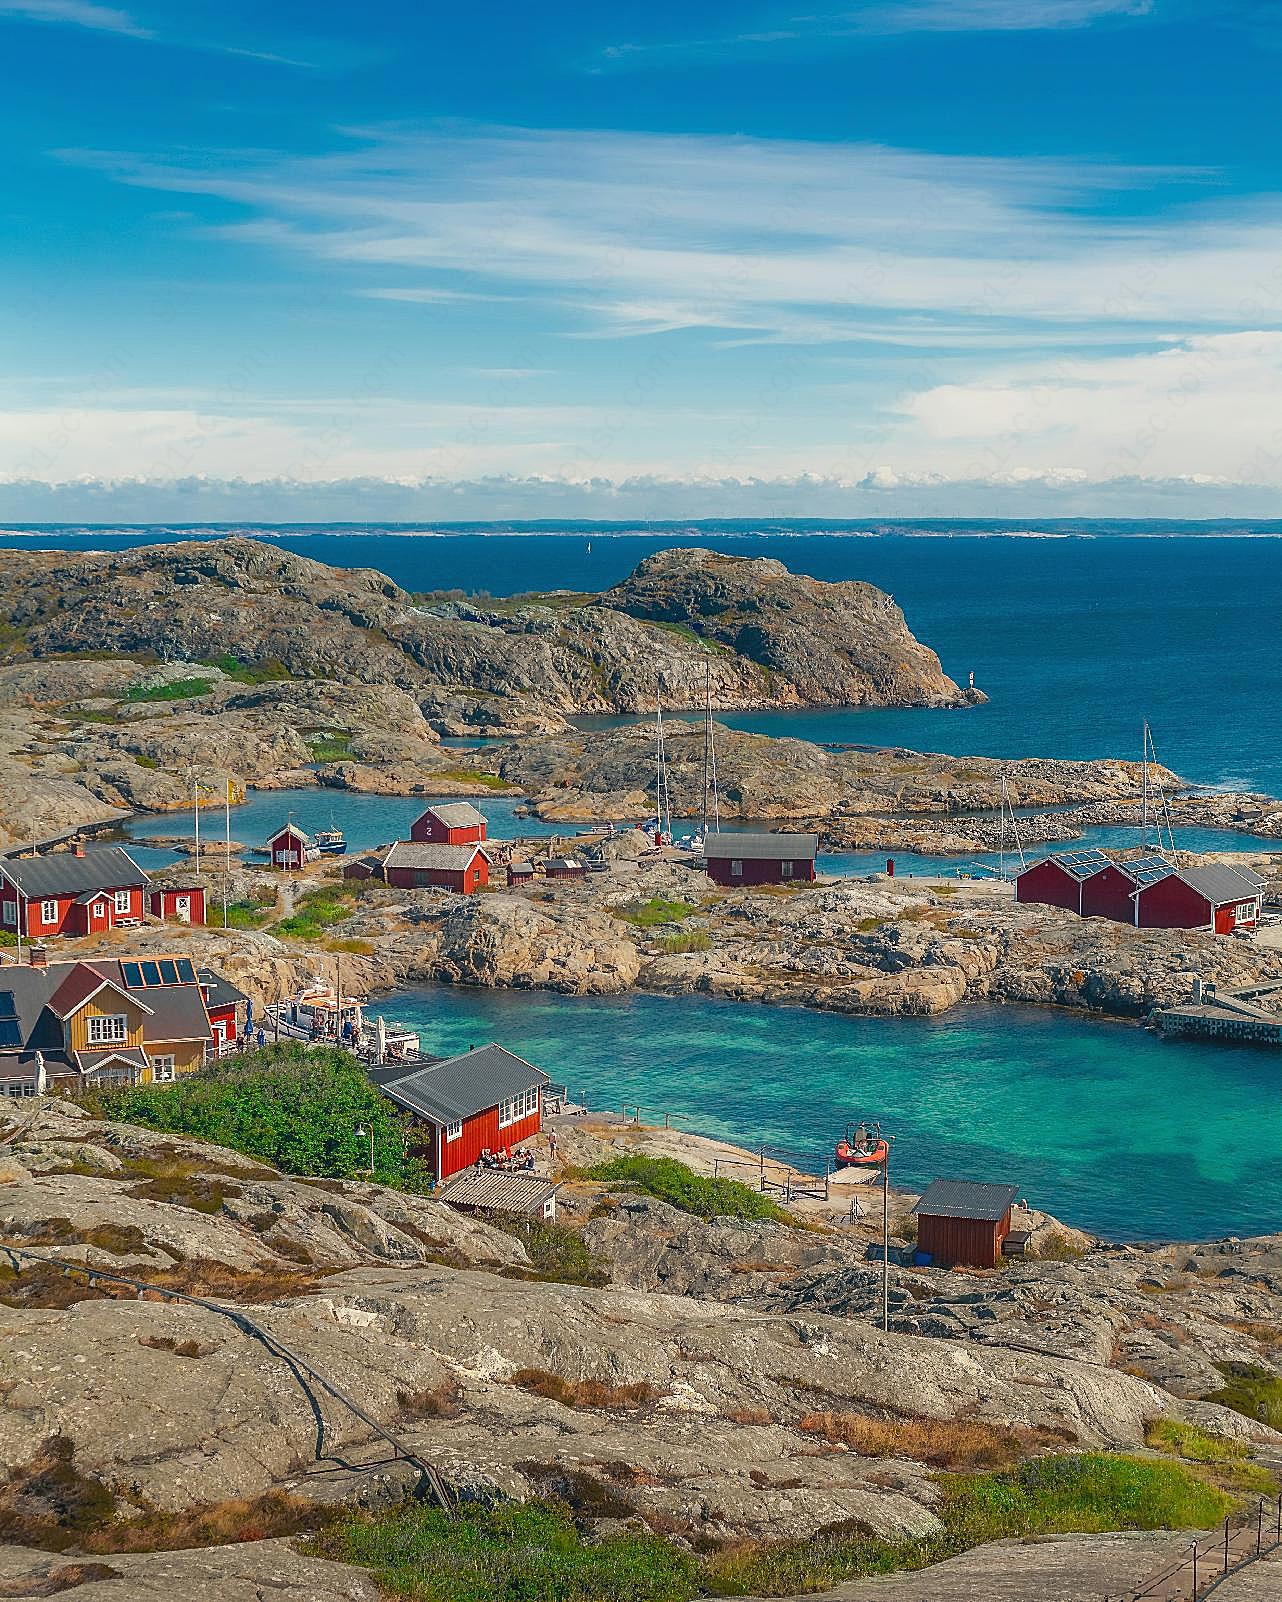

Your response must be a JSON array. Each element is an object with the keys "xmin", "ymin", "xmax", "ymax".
[
  {"xmin": 1140, "ymin": 721, "xmax": 1151, "ymax": 851},
  {"xmin": 701, "ymin": 663, "xmax": 712, "ymax": 839}
]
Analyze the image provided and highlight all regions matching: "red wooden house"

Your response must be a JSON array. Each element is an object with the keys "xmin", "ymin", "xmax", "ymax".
[
  {"xmin": 266, "ymin": 824, "xmax": 311, "ymax": 870},
  {"xmin": 372, "ymin": 1043, "xmax": 550, "ymax": 1182},
  {"xmin": 1132, "ymin": 862, "xmax": 1265, "ymax": 933},
  {"xmin": 0, "ymin": 846, "xmax": 149, "ymax": 940},
  {"xmin": 382, "ymin": 840, "xmax": 489, "ymax": 894},
  {"xmin": 1014, "ymin": 848, "xmax": 1112, "ymax": 914},
  {"xmin": 704, "ymin": 832, "xmax": 818, "ymax": 888},
  {"xmin": 148, "ymin": 885, "xmax": 206, "ymax": 925},
  {"xmin": 410, "ymin": 802, "xmax": 488, "ymax": 846},
  {"xmin": 913, "ymin": 1178, "xmax": 1020, "ymax": 1269},
  {"xmin": 544, "ymin": 856, "xmax": 587, "ymax": 880},
  {"xmin": 196, "ymin": 967, "xmax": 250, "ymax": 1055}
]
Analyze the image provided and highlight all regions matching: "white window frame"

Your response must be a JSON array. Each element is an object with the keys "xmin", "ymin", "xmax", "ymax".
[
  {"xmin": 91, "ymin": 900, "xmax": 106, "ymax": 919},
  {"xmin": 151, "ymin": 1055, "xmax": 175, "ymax": 1083},
  {"xmin": 114, "ymin": 889, "xmax": 131, "ymax": 915},
  {"xmin": 40, "ymin": 899, "xmax": 57, "ymax": 923},
  {"xmin": 86, "ymin": 1013, "xmax": 128, "ymax": 1045},
  {"xmin": 1237, "ymin": 901, "xmax": 1258, "ymax": 922},
  {"xmin": 780, "ymin": 860, "xmax": 794, "ymax": 878},
  {"xmin": 1, "ymin": 1082, "xmax": 35, "ymax": 1098},
  {"xmin": 730, "ymin": 859, "xmax": 743, "ymax": 877},
  {"xmin": 445, "ymin": 1119, "xmax": 463, "ymax": 1142},
  {"xmin": 1, "ymin": 900, "xmax": 14, "ymax": 926},
  {"xmin": 497, "ymin": 1096, "xmax": 521, "ymax": 1129},
  {"xmin": 524, "ymin": 1086, "xmax": 539, "ymax": 1117}
]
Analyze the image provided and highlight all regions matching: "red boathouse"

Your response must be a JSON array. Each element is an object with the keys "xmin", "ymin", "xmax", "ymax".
[
  {"xmin": 0, "ymin": 846, "xmax": 149, "ymax": 940},
  {"xmin": 1014, "ymin": 848, "xmax": 1112, "ymax": 914},
  {"xmin": 913, "ymin": 1178, "xmax": 1020, "ymax": 1269},
  {"xmin": 381, "ymin": 840, "xmax": 489, "ymax": 894},
  {"xmin": 410, "ymin": 802, "xmax": 488, "ymax": 846},
  {"xmin": 372, "ymin": 1043, "xmax": 550, "ymax": 1182},
  {"xmin": 704, "ymin": 832, "xmax": 818, "ymax": 888},
  {"xmin": 1132, "ymin": 862, "xmax": 1265, "ymax": 933},
  {"xmin": 266, "ymin": 823, "xmax": 310, "ymax": 870}
]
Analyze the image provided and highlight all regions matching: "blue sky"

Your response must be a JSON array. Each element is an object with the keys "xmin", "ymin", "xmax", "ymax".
[{"xmin": 2, "ymin": 0, "xmax": 1281, "ymax": 520}]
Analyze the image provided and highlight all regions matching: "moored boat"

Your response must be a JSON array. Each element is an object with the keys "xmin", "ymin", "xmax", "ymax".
[{"xmin": 834, "ymin": 1122, "xmax": 888, "ymax": 1168}]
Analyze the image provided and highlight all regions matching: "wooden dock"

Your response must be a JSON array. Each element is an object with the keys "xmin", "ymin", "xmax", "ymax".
[{"xmin": 1153, "ymin": 978, "xmax": 1282, "ymax": 1045}]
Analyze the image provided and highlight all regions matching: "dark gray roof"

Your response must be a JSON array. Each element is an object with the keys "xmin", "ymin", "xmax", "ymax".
[
  {"xmin": 0, "ymin": 847, "xmax": 149, "ymax": 899},
  {"xmin": 421, "ymin": 802, "xmax": 487, "ymax": 829},
  {"xmin": 704, "ymin": 832, "xmax": 819, "ymax": 861},
  {"xmin": 1171, "ymin": 862, "xmax": 1266, "ymax": 906},
  {"xmin": 1029, "ymin": 848, "xmax": 1112, "ymax": 882},
  {"xmin": 383, "ymin": 841, "xmax": 488, "ymax": 872},
  {"xmin": 377, "ymin": 1043, "xmax": 549, "ymax": 1124},
  {"xmin": 75, "ymin": 1047, "xmax": 150, "ymax": 1074},
  {"xmin": 913, "ymin": 1178, "xmax": 1020, "ymax": 1222},
  {"xmin": 270, "ymin": 822, "xmax": 311, "ymax": 844},
  {"xmin": 196, "ymin": 967, "xmax": 250, "ymax": 1011}
]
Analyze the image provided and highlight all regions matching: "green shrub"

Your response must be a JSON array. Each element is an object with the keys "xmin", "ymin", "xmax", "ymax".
[
  {"xmin": 584, "ymin": 1155, "xmax": 790, "ymax": 1224},
  {"xmin": 322, "ymin": 1499, "xmax": 699, "ymax": 1602},
  {"xmin": 614, "ymin": 897, "xmax": 698, "ymax": 928},
  {"xmin": 124, "ymin": 678, "xmax": 214, "ymax": 702},
  {"xmin": 434, "ymin": 768, "xmax": 508, "ymax": 790},
  {"xmin": 307, "ymin": 732, "xmax": 353, "ymax": 763},
  {"xmin": 97, "ymin": 1045, "xmax": 421, "ymax": 1187},
  {"xmin": 655, "ymin": 930, "xmax": 711, "ymax": 954},
  {"xmin": 1203, "ymin": 1363, "xmax": 1282, "ymax": 1431},
  {"xmin": 134, "ymin": 754, "xmax": 160, "ymax": 769},
  {"xmin": 484, "ymin": 1216, "xmax": 607, "ymax": 1286},
  {"xmin": 225, "ymin": 901, "xmax": 273, "ymax": 930},
  {"xmin": 275, "ymin": 880, "xmax": 364, "ymax": 940},
  {"xmin": 199, "ymin": 653, "xmax": 294, "ymax": 684}
]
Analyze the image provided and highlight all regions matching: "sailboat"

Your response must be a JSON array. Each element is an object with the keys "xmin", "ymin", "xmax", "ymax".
[
  {"xmin": 645, "ymin": 694, "xmax": 674, "ymax": 846},
  {"xmin": 1139, "ymin": 721, "xmax": 1177, "ymax": 858}
]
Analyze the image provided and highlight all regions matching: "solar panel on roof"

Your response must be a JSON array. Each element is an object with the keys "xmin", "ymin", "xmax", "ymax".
[
  {"xmin": 176, "ymin": 958, "xmax": 196, "ymax": 983},
  {"xmin": 0, "ymin": 991, "xmax": 16, "ymax": 1019},
  {"xmin": 159, "ymin": 960, "xmax": 179, "ymax": 985},
  {"xmin": 141, "ymin": 961, "xmax": 161, "ymax": 986},
  {"xmin": 122, "ymin": 962, "xmax": 143, "ymax": 989},
  {"xmin": 0, "ymin": 1020, "xmax": 20, "ymax": 1048},
  {"xmin": 1127, "ymin": 856, "xmax": 1174, "ymax": 888}
]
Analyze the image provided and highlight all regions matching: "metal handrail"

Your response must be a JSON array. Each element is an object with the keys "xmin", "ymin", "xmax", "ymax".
[{"xmin": 0, "ymin": 1243, "xmax": 454, "ymax": 1512}]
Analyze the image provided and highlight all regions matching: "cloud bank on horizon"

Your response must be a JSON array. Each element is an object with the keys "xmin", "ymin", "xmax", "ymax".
[{"xmin": 2, "ymin": 0, "xmax": 1279, "ymax": 519}]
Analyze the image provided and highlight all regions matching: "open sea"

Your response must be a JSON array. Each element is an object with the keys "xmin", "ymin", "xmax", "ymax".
[{"xmin": 13, "ymin": 521, "xmax": 1282, "ymax": 1239}]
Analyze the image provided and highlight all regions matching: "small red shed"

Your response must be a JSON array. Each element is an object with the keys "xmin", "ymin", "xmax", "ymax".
[
  {"xmin": 704, "ymin": 832, "xmax": 818, "ymax": 888},
  {"xmin": 372, "ymin": 1043, "xmax": 550, "ymax": 1183},
  {"xmin": 1132, "ymin": 862, "xmax": 1265, "ymax": 933},
  {"xmin": 913, "ymin": 1178, "xmax": 1020, "ymax": 1269},
  {"xmin": 382, "ymin": 840, "xmax": 489, "ymax": 894},
  {"xmin": 1014, "ymin": 848, "xmax": 1111, "ymax": 914},
  {"xmin": 544, "ymin": 856, "xmax": 587, "ymax": 880},
  {"xmin": 507, "ymin": 861, "xmax": 535, "ymax": 887},
  {"xmin": 342, "ymin": 854, "xmax": 386, "ymax": 882},
  {"xmin": 267, "ymin": 823, "xmax": 311, "ymax": 870},
  {"xmin": 148, "ymin": 885, "xmax": 206, "ymax": 925},
  {"xmin": 410, "ymin": 802, "xmax": 488, "ymax": 846}
]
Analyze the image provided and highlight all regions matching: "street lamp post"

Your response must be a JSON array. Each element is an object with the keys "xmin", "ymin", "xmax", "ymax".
[{"xmin": 355, "ymin": 1125, "xmax": 374, "ymax": 1177}]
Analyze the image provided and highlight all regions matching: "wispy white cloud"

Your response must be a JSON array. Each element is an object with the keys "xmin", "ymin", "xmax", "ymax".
[{"xmin": 0, "ymin": 0, "xmax": 151, "ymax": 38}]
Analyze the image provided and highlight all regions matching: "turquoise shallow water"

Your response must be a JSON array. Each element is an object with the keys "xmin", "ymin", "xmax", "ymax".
[{"xmin": 377, "ymin": 985, "xmax": 1282, "ymax": 1243}]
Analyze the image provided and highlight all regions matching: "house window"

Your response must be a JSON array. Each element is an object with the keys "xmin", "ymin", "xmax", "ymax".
[
  {"xmin": 730, "ymin": 860, "xmax": 743, "ymax": 877},
  {"xmin": 780, "ymin": 860, "xmax": 794, "ymax": 878},
  {"xmin": 151, "ymin": 1055, "xmax": 175, "ymax": 1083},
  {"xmin": 1, "ymin": 901, "xmax": 14, "ymax": 926},
  {"xmin": 445, "ymin": 1119, "xmax": 463, "ymax": 1142},
  {"xmin": 91, "ymin": 901, "xmax": 106, "ymax": 919},
  {"xmin": 1237, "ymin": 901, "xmax": 1258, "ymax": 922},
  {"xmin": 114, "ymin": 889, "xmax": 130, "ymax": 914},
  {"xmin": 524, "ymin": 1086, "xmax": 539, "ymax": 1116},
  {"xmin": 40, "ymin": 899, "xmax": 58, "ymax": 924},
  {"xmin": 86, "ymin": 1014, "xmax": 128, "ymax": 1045},
  {"xmin": 0, "ymin": 1082, "xmax": 35, "ymax": 1098},
  {"xmin": 498, "ymin": 1096, "xmax": 521, "ymax": 1128}
]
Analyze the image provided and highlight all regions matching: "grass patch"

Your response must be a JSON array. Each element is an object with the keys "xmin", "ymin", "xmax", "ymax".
[
  {"xmin": 433, "ymin": 768, "xmax": 509, "ymax": 789},
  {"xmin": 134, "ymin": 753, "xmax": 160, "ymax": 769},
  {"xmin": 583, "ymin": 1155, "xmax": 791, "ymax": 1224},
  {"xmin": 397, "ymin": 1381, "xmax": 463, "ymax": 1421},
  {"xmin": 655, "ymin": 930, "xmax": 711, "ymax": 954},
  {"xmin": 226, "ymin": 900, "xmax": 274, "ymax": 929},
  {"xmin": 199, "ymin": 653, "xmax": 294, "ymax": 684},
  {"xmin": 124, "ymin": 678, "xmax": 214, "ymax": 702},
  {"xmin": 614, "ymin": 897, "xmax": 698, "ymax": 928},
  {"xmin": 320, "ymin": 1498, "xmax": 699, "ymax": 1602},
  {"xmin": 795, "ymin": 1413, "xmax": 1058, "ymax": 1470},
  {"xmin": 509, "ymin": 1369, "xmax": 662, "ymax": 1410},
  {"xmin": 1034, "ymin": 1230, "xmax": 1086, "ymax": 1262},
  {"xmin": 93, "ymin": 1046, "xmax": 425, "ymax": 1188},
  {"xmin": 307, "ymin": 731, "xmax": 353, "ymax": 763},
  {"xmin": 1145, "ymin": 1418, "xmax": 1277, "ymax": 1493},
  {"xmin": 704, "ymin": 1453, "xmax": 1237, "ymax": 1596},
  {"xmin": 482, "ymin": 1215, "xmax": 608, "ymax": 1286},
  {"xmin": 1203, "ymin": 1362, "xmax": 1282, "ymax": 1431},
  {"xmin": 275, "ymin": 879, "xmax": 366, "ymax": 940}
]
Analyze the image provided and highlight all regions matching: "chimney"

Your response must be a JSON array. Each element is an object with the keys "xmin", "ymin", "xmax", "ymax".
[
  {"xmin": 29, "ymin": 945, "xmax": 48, "ymax": 969},
  {"xmin": 73, "ymin": 838, "xmax": 86, "ymax": 858}
]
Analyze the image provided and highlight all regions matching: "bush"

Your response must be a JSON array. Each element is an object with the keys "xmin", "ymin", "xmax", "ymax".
[
  {"xmin": 275, "ymin": 880, "xmax": 364, "ymax": 940},
  {"xmin": 199, "ymin": 653, "xmax": 293, "ymax": 684},
  {"xmin": 321, "ymin": 1499, "xmax": 699, "ymax": 1602},
  {"xmin": 225, "ymin": 900, "xmax": 273, "ymax": 930},
  {"xmin": 307, "ymin": 732, "xmax": 353, "ymax": 763},
  {"xmin": 98, "ymin": 1045, "xmax": 420, "ymax": 1187},
  {"xmin": 1203, "ymin": 1363, "xmax": 1282, "ymax": 1431},
  {"xmin": 509, "ymin": 1369, "xmax": 660, "ymax": 1409},
  {"xmin": 482, "ymin": 1215, "xmax": 607, "ymax": 1286},
  {"xmin": 124, "ymin": 678, "xmax": 214, "ymax": 702},
  {"xmin": 614, "ymin": 897, "xmax": 698, "ymax": 929},
  {"xmin": 655, "ymin": 930, "xmax": 711, "ymax": 954},
  {"xmin": 584, "ymin": 1155, "xmax": 791, "ymax": 1224}
]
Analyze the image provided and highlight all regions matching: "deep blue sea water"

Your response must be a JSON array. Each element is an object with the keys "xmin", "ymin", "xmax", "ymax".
[
  {"xmin": 7, "ymin": 524, "xmax": 1281, "ymax": 792},
  {"xmin": 380, "ymin": 985, "xmax": 1280, "ymax": 1242}
]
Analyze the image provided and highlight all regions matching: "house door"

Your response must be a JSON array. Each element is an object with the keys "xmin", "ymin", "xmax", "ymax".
[{"xmin": 175, "ymin": 895, "xmax": 190, "ymax": 922}]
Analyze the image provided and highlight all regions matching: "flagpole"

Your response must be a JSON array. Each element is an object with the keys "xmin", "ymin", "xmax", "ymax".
[
  {"xmin": 193, "ymin": 775, "xmax": 201, "ymax": 875},
  {"xmin": 224, "ymin": 778, "xmax": 232, "ymax": 930}
]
